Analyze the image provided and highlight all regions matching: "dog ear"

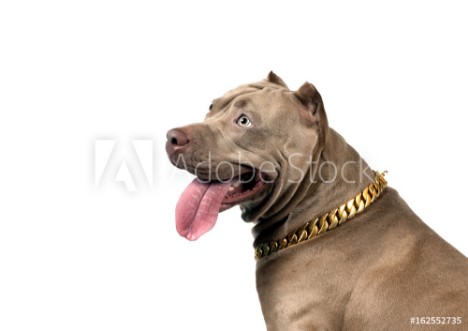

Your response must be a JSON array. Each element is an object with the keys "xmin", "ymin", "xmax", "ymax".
[
  {"xmin": 294, "ymin": 82, "xmax": 329, "ymax": 144},
  {"xmin": 266, "ymin": 71, "xmax": 288, "ymax": 88},
  {"xmin": 294, "ymin": 82, "xmax": 319, "ymax": 110},
  {"xmin": 294, "ymin": 82, "xmax": 324, "ymax": 117}
]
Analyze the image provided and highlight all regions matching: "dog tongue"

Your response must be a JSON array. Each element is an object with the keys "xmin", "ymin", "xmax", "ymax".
[{"xmin": 176, "ymin": 178, "xmax": 231, "ymax": 241}]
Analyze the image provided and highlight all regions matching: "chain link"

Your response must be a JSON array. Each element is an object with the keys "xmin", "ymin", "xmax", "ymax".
[{"xmin": 255, "ymin": 171, "xmax": 388, "ymax": 260}]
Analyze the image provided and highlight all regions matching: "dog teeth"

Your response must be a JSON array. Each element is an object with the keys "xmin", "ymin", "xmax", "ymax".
[{"xmin": 226, "ymin": 181, "xmax": 243, "ymax": 195}]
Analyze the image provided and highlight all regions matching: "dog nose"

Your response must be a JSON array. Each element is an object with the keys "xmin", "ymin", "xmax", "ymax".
[
  {"xmin": 166, "ymin": 128, "xmax": 191, "ymax": 159},
  {"xmin": 167, "ymin": 129, "xmax": 190, "ymax": 147}
]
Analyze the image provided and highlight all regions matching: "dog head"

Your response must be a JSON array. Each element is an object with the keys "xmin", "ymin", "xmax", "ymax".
[{"xmin": 166, "ymin": 72, "xmax": 328, "ymax": 240}]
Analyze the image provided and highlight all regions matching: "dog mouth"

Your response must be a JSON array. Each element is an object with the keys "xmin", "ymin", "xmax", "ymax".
[
  {"xmin": 220, "ymin": 171, "xmax": 268, "ymax": 210},
  {"xmin": 175, "ymin": 168, "xmax": 269, "ymax": 241}
]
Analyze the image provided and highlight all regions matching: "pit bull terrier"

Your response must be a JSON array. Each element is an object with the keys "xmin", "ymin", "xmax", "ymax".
[{"xmin": 166, "ymin": 72, "xmax": 468, "ymax": 330}]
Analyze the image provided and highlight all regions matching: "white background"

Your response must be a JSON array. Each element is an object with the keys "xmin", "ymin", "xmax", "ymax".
[{"xmin": 1, "ymin": 1, "xmax": 467, "ymax": 330}]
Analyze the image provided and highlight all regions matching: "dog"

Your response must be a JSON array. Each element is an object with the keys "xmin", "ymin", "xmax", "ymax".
[{"xmin": 166, "ymin": 72, "xmax": 468, "ymax": 330}]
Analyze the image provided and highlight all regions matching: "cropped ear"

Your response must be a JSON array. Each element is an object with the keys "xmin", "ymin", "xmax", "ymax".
[
  {"xmin": 266, "ymin": 71, "xmax": 288, "ymax": 88},
  {"xmin": 294, "ymin": 82, "xmax": 329, "ymax": 145}
]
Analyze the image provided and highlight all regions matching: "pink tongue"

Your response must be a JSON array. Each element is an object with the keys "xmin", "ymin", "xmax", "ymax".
[{"xmin": 176, "ymin": 178, "xmax": 231, "ymax": 241}]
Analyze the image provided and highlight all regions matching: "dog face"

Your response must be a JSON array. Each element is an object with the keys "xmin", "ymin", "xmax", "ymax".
[{"xmin": 166, "ymin": 72, "xmax": 328, "ymax": 240}]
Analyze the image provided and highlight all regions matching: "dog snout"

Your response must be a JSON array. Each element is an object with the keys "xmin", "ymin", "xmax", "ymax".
[{"xmin": 166, "ymin": 128, "xmax": 190, "ymax": 159}]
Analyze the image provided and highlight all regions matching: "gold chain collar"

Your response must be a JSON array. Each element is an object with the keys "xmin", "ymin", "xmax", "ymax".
[{"xmin": 255, "ymin": 171, "xmax": 388, "ymax": 260}]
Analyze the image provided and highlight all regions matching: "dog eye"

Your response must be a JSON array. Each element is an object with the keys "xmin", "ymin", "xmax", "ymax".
[
  {"xmin": 236, "ymin": 115, "xmax": 252, "ymax": 127},
  {"xmin": 209, "ymin": 103, "xmax": 213, "ymax": 111}
]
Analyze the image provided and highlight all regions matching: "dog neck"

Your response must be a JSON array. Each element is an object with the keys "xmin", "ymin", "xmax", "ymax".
[
  {"xmin": 255, "ymin": 171, "xmax": 387, "ymax": 259},
  {"xmin": 251, "ymin": 128, "xmax": 376, "ymax": 248}
]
